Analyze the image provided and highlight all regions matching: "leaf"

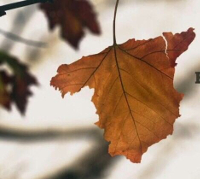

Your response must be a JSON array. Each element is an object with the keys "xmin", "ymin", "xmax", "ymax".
[
  {"xmin": 51, "ymin": 28, "xmax": 195, "ymax": 163},
  {"xmin": 0, "ymin": 71, "xmax": 11, "ymax": 109},
  {"xmin": 40, "ymin": 0, "xmax": 101, "ymax": 49},
  {"xmin": 0, "ymin": 51, "xmax": 38, "ymax": 115}
]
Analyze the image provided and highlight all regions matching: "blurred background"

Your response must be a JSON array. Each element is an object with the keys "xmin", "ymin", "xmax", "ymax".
[{"xmin": 0, "ymin": 0, "xmax": 200, "ymax": 178}]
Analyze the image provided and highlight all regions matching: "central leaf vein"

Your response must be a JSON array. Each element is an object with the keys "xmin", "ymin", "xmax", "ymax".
[{"xmin": 113, "ymin": 46, "xmax": 143, "ymax": 154}]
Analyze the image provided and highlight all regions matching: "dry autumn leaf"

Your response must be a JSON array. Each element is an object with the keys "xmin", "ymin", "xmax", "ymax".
[
  {"xmin": 40, "ymin": 0, "xmax": 101, "ymax": 49},
  {"xmin": 51, "ymin": 28, "xmax": 195, "ymax": 163},
  {"xmin": 0, "ymin": 51, "xmax": 38, "ymax": 115},
  {"xmin": 0, "ymin": 71, "xmax": 11, "ymax": 109}
]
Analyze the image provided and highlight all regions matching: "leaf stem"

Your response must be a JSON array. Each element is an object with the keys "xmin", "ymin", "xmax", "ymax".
[{"xmin": 113, "ymin": 0, "xmax": 120, "ymax": 45}]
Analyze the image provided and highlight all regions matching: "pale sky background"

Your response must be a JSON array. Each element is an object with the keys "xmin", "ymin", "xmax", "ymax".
[{"xmin": 0, "ymin": 0, "xmax": 200, "ymax": 178}]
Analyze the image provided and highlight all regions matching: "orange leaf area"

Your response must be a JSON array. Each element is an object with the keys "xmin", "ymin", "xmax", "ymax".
[
  {"xmin": 51, "ymin": 28, "xmax": 195, "ymax": 163},
  {"xmin": 40, "ymin": 0, "xmax": 101, "ymax": 49}
]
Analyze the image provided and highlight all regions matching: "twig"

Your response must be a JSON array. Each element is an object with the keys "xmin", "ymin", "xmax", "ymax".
[
  {"xmin": 0, "ymin": 121, "xmax": 100, "ymax": 141},
  {"xmin": 0, "ymin": 7, "xmax": 36, "ymax": 51},
  {"xmin": 0, "ymin": 0, "xmax": 53, "ymax": 17},
  {"xmin": 0, "ymin": 28, "xmax": 47, "ymax": 48}
]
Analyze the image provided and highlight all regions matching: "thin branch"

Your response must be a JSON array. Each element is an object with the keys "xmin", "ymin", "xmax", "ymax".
[
  {"xmin": 0, "ymin": 121, "xmax": 99, "ymax": 141},
  {"xmin": 0, "ymin": 28, "xmax": 47, "ymax": 48},
  {"xmin": 0, "ymin": 0, "xmax": 53, "ymax": 17},
  {"xmin": 0, "ymin": 7, "xmax": 37, "ymax": 51}
]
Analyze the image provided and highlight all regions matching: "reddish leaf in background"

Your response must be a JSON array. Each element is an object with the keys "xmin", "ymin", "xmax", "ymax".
[
  {"xmin": 0, "ymin": 71, "xmax": 11, "ymax": 109},
  {"xmin": 0, "ymin": 52, "xmax": 38, "ymax": 115},
  {"xmin": 40, "ymin": 0, "xmax": 101, "ymax": 49},
  {"xmin": 51, "ymin": 28, "xmax": 195, "ymax": 163}
]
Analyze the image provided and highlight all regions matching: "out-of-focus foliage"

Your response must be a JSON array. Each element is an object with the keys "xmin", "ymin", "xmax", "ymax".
[
  {"xmin": 40, "ymin": 0, "xmax": 101, "ymax": 49},
  {"xmin": 0, "ymin": 51, "xmax": 37, "ymax": 114}
]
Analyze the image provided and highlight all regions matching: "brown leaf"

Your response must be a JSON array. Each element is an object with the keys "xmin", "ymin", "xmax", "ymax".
[
  {"xmin": 51, "ymin": 28, "xmax": 195, "ymax": 163},
  {"xmin": 0, "ymin": 71, "xmax": 12, "ymax": 109},
  {"xmin": 40, "ymin": 0, "xmax": 101, "ymax": 49},
  {"xmin": 0, "ymin": 51, "xmax": 38, "ymax": 115}
]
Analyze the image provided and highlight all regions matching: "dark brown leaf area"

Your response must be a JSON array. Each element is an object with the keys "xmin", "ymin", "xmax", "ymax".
[
  {"xmin": 40, "ymin": 0, "xmax": 101, "ymax": 48},
  {"xmin": 0, "ymin": 52, "xmax": 37, "ymax": 115}
]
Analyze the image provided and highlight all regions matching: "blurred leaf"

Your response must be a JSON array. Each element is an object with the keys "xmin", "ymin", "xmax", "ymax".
[
  {"xmin": 0, "ymin": 51, "xmax": 38, "ymax": 115},
  {"xmin": 40, "ymin": 0, "xmax": 101, "ymax": 49},
  {"xmin": 0, "ymin": 71, "xmax": 11, "ymax": 109}
]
